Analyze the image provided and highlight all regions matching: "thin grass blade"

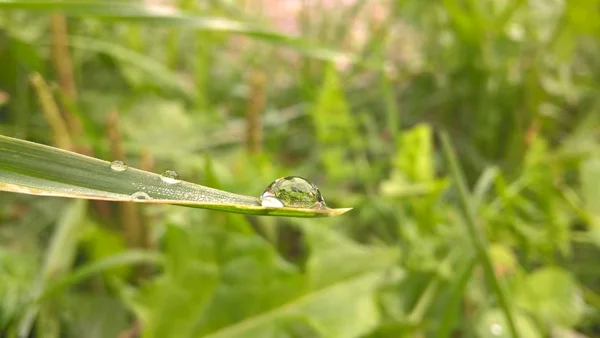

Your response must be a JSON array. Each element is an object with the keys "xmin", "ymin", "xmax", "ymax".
[
  {"xmin": 0, "ymin": 0, "xmax": 360, "ymax": 66},
  {"xmin": 0, "ymin": 135, "xmax": 351, "ymax": 217}
]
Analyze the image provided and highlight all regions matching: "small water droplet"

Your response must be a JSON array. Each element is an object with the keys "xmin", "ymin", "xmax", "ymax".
[
  {"xmin": 260, "ymin": 176, "xmax": 326, "ymax": 208},
  {"xmin": 110, "ymin": 160, "xmax": 127, "ymax": 172},
  {"xmin": 131, "ymin": 191, "xmax": 151, "ymax": 201},
  {"xmin": 160, "ymin": 170, "xmax": 180, "ymax": 184}
]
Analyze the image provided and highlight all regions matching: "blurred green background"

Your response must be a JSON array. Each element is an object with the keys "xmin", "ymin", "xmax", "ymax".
[{"xmin": 1, "ymin": 0, "xmax": 599, "ymax": 337}]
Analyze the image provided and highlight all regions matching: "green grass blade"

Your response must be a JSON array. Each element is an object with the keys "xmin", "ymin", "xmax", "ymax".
[
  {"xmin": 0, "ymin": 0, "xmax": 358, "ymax": 65},
  {"xmin": 437, "ymin": 255, "xmax": 477, "ymax": 338},
  {"xmin": 66, "ymin": 35, "xmax": 190, "ymax": 95},
  {"xmin": 38, "ymin": 250, "xmax": 163, "ymax": 303},
  {"xmin": 0, "ymin": 135, "xmax": 351, "ymax": 217},
  {"xmin": 18, "ymin": 199, "xmax": 87, "ymax": 338},
  {"xmin": 440, "ymin": 131, "xmax": 519, "ymax": 338}
]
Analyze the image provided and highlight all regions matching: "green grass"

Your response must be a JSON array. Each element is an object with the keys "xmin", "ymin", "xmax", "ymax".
[{"xmin": 0, "ymin": 0, "xmax": 599, "ymax": 337}]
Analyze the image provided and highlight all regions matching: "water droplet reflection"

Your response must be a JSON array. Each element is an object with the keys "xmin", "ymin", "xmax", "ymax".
[
  {"xmin": 131, "ymin": 191, "xmax": 151, "ymax": 201},
  {"xmin": 110, "ymin": 160, "xmax": 127, "ymax": 172},
  {"xmin": 160, "ymin": 170, "xmax": 180, "ymax": 184}
]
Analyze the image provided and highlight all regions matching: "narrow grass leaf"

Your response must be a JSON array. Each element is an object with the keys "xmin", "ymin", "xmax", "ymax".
[
  {"xmin": 0, "ymin": 0, "xmax": 359, "ymax": 65},
  {"xmin": 38, "ymin": 250, "xmax": 163, "ymax": 302},
  {"xmin": 18, "ymin": 199, "xmax": 87, "ymax": 338},
  {"xmin": 440, "ymin": 131, "xmax": 519, "ymax": 338},
  {"xmin": 0, "ymin": 135, "xmax": 350, "ymax": 217}
]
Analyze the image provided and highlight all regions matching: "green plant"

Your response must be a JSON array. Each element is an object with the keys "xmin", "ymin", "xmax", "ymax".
[
  {"xmin": 0, "ymin": 0, "xmax": 599, "ymax": 337},
  {"xmin": 0, "ymin": 135, "xmax": 350, "ymax": 217}
]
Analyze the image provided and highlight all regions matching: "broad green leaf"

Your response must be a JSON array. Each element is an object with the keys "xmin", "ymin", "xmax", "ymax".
[
  {"xmin": 132, "ymin": 224, "xmax": 397, "ymax": 338},
  {"xmin": 475, "ymin": 308, "xmax": 541, "ymax": 338},
  {"xmin": 60, "ymin": 293, "xmax": 129, "ymax": 338},
  {"xmin": 515, "ymin": 267, "xmax": 585, "ymax": 328},
  {"xmin": 39, "ymin": 250, "xmax": 163, "ymax": 302},
  {"xmin": 0, "ymin": 0, "xmax": 358, "ymax": 65},
  {"xmin": 0, "ymin": 135, "xmax": 351, "ymax": 217},
  {"xmin": 303, "ymin": 225, "xmax": 399, "ymax": 289},
  {"xmin": 300, "ymin": 225, "xmax": 399, "ymax": 338},
  {"xmin": 134, "ymin": 225, "xmax": 223, "ymax": 338}
]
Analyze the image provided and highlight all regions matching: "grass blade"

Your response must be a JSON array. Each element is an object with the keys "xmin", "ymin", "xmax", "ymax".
[
  {"xmin": 437, "ymin": 255, "xmax": 477, "ymax": 337},
  {"xmin": 18, "ymin": 199, "xmax": 87, "ymax": 338},
  {"xmin": 0, "ymin": 135, "xmax": 351, "ymax": 217},
  {"xmin": 0, "ymin": 0, "xmax": 360, "ymax": 65},
  {"xmin": 439, "ymin": 131, "xmax": 519, "ymax": 337},
  {"xmin": 38, "ymin": 250, "xmax": 163, "ymax": 302},
  {"xmin": 66, "ymin": 36, "xmax": 191, "ymax": 95}
]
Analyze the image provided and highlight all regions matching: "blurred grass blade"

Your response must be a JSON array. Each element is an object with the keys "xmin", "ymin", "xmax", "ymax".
[
  {"xmin": 0, "ymin": 135, "xmax": 350, "ymax": 217},
  {"xmin": 440, "ymin": 131, "xmax": 519, "ymax": 338},
  {"xmin": 38, "ymin": 250, "xmax": 163, "ymax": 302},
  {"xmin": 437, "ymin": 255, "xmax": 477, "ymax": 338},
  {"xmin": 0, "ymin": 0, "xmax": 359, "ymax": 65},
  {"xmin": 19, "ymin": 199, "xmax": 87, "ymax": 338},
  {"xmin": 66, "ymin": 36, "xmax": 190, "ymax": 95}
]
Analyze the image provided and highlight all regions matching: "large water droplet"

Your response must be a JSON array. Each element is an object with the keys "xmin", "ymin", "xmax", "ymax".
[
  {"xmin": 110, "ymin": 160, "xmax": 127, "ymax": 172},
  {"xmin": 131, "ymin": 191, "xmax": 151, "ymax": 201},
  {"xmin": 260, "ymin": 176, "xmax": 326, "ymax": 208},
  {"xmin": 160, "ymin": 170, "xmax": 180, "ymax": 184}
]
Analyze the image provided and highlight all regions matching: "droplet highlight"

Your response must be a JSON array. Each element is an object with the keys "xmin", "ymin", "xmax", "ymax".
[
  {"xmin": 110, "ymin": 160, "xmax": 127, "ymax": 172},
  {"xmin": 160, "ymin": 170, "xmax": 180, "ymax": 184},
  {"xmin": 131, "ymin": 191, "xmax": 151, "ymax": 201},
  {"xmin": 260, "ymin": 176, "xmax": 326, "ymax": 208},
  {"xmin": 261, "ymin": 196, "xmax": 284, "ymax": 208}
]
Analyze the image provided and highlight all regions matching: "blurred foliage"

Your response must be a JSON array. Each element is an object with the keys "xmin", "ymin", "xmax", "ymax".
[{"xmin": 1, "ymin": 0, "xmax": 600, "ymax": 337}]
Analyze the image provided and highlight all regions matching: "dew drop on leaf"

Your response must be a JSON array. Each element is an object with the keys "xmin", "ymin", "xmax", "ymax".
[
  {"xmin": 160, "ymin": 170, "xmax": 180, "ymax": 184},
  {"xmin": 131, "ymin": 191, "xmax": 151, "ymax": 201},
  {"xmin": 110, "ymin": 160, "xmax": 127, "ymax": 172},
  {"xmin": 260, "ymin": 176, "xmax": 326, "ymax": 208}
]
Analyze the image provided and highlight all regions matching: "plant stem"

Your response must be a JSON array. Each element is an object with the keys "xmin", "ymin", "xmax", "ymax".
[
  {"xmin": 407, "ymin": 277, "xmax": 440, "ymax": 324},
  {"xmin": 50, "ymin": 14, "xmax": 76, "ymax": 99},
  {"xmin": 107, "ymin": 111, "xmax": 143, "ymax": 250},
  {"xmin": 440, "ymin": 131, "xmax": 519, "ymax": 338},
  {"xmin": 49, "ymin": 13, "xmax": 82, "ymax": 136},
  {"xmin": 246, "ymin": 69, "xmax": 266, "ymax": 154},
  {"xmin": 29, "ymin": 73, "xmax": 73, "ymax": 150},
  {"xmin": 437, "ymin": 255, "xmax": 477, "ymax": 338}
]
